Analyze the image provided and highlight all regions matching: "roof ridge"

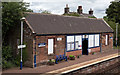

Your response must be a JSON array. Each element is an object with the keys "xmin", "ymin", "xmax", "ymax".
[{"xmin": 25, "ymin": 12, "xmax": 100, "ymax": 20}]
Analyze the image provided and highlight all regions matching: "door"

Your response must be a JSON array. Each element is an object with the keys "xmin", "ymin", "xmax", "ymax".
[
  {"xmin": 82, "ymin": 38, "xmax": 88, "ymax": 55},
  {"xmin": 48, "ymin": 39, "xmax": 54, "ymax": 54},
  {"xmin": 105, "ymin": 35, "xmax": 108, "ymax": 45}
]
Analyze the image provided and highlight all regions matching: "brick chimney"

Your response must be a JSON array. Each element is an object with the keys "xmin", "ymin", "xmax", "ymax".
[
  {"xmin": 64, "ymin": 4, "xmax": 69, "ymax": 14},
  {"xmin": 77, "ymin": 6, "xmax": 82, "ymax": 14},
  {"xmin": 89, "ymin": 8, "xmax": 93, "ymax": 15}
]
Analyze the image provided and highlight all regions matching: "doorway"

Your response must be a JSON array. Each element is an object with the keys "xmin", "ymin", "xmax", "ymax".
[
  {"xmin": 48, "ymin": 39, "xmax": 54, "ymax": 54},
  {"xmin": 82, "ymin": 38, "xmax": 88, "ymax": 55}
]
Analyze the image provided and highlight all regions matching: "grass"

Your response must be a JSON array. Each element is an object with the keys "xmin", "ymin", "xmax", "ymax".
[{"xmin": 113, "ymin": 46, "xmax": 120, "ymax": 49}]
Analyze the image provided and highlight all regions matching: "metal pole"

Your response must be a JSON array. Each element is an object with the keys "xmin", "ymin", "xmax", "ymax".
[
  {"xmin": 116, "ymin": 23, "xmax": 118, "ymax": 47},
  {"xmin": 20, "ymin": 20, "xmax": 23, "ymax": 70}
]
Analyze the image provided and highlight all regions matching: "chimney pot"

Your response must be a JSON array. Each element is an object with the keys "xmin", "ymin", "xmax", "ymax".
[
  {"xmin": 89, "ymin": 8, "xmax": 93, "ymax": 15},
  {"xmin": 64, "ymin": 4, "xmax": 69, "ymax": 14},
  {"xmin": 77, "ymin": 6, "xmax": 82, "ymax": 14}
]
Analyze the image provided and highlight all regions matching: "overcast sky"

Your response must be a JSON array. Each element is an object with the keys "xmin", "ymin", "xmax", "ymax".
[{"xmin": 24, "ymin": 0, "xmax": 114, "ymax": 18}]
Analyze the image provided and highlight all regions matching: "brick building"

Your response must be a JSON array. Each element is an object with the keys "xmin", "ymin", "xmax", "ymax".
[{"xmin": 23, "ymin": 12, "xmax": 113, "ymax": 67}]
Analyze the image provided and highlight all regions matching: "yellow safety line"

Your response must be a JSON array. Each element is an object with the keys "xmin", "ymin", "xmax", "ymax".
[{"xmin": 47, "ymin": 53, "xmax": 119, "ymax": 74}]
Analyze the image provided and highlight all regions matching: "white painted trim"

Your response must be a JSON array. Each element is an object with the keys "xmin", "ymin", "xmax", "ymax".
[{"xmin": 25, "ymin": 19, "xmax": 35, "ymax": 33}]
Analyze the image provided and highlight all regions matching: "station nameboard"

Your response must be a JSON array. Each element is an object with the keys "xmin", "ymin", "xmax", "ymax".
[{"xmin": 38, "ymin": 43, "xmax": 46, "ymax": 47}]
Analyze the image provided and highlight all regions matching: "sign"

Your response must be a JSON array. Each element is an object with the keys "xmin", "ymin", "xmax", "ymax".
[
  {"xmin": 18, "ymin": 45, "xmax": 26, "ymax": 49},
  {"xmin": 110, "ymin": 37, "xmax": 113, "ymax": 39},
  {"xmin": 38, "ymin": 43, "xmax": 46, "ymax": 47},
  {"xmin": 57, "ymin": 38, "xmax": 62, "ymax": 41},
  {"xmin": 78, "ymin": 45, "xmax": 82, "ymax": 47}
]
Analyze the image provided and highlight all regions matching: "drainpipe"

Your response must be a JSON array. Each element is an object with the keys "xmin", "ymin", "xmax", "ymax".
[
  {"xmin": 100, "ymin": 33, "xmax": 102, "ymax": 52},
  {"xmin": 34, "ymin": 35, "xmax": 37, "ymax": 68},
  {"xmin": 64, "ymin": 35, "xmax": 67, "ymax": 56}
]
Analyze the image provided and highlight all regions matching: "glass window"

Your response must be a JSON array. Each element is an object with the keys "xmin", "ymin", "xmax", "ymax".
[
  {"xmin": 95, "ymin": 34, "xmax": 100, "ymax": 46},
  {"xmin": 75, "ymin": 35, "xmax": 82, "ymax": 49},
  {"xmin": 67, "ymin": 36, "xmax": 74, "ymax": 51},
  {"xmin": 88, "ymin": 35, "xmax": 94, "ymax": 48}
]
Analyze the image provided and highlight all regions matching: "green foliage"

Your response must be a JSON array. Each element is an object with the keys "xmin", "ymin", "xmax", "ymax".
[
  {"xmin": 48, "ymin": 59, "xmax": 55, "ymax": 63},
  {"xmin": 2, "ymin": 46, "xmax": 13, "ymax": 61},
  {"xmin": 104, "ymin": 17, "xmax": 120, "ymax": 46},
  {"xmin": 106, "ymin": 1, "xmax": 120, "ymax": 23},
  {"xmin": 2, "ymin": 46, "xmax": 15, "ymax": 69},
  {"xmin": 63, "ymin": 12, "xmax": 80, "ymax": 17},
  {"xmin": 2, "ymin": 1, "xmax": 31, "ymax": 69},
  {"xmin": 41, "ymin": 10, "xmax": 51, "ymax": 14},
  {"xmin": 88, "ymin": 16, "xmax": 96, "ymax": 18},
  {"xmin": 69, "ymin": 55, "xmax": 75, "ymax": 58},
  {"xmin": 2, "ymin": 58, "xmax": 15, "ymax": 69},
  {"xmin": 2, "ymin": 2, "xmax": 33, "ymax": 44},
  {"xmin": 105, "ymin": 1, "xmax": 120, "ymax": 46}
]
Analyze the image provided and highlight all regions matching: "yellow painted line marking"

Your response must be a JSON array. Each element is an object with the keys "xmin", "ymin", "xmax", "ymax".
[{"xmin": 47, "ymin": 53, "xmax": 119, "ymax": 74}]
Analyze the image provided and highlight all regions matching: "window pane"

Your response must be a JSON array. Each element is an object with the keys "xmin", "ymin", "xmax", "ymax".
[
  {"xmin": 75, "ymin": 41, "xmax": 79, "ymax": 49},
  {"xmin": 89, "ymin": 35, "xmax": 94, "ymax": 47},
  {"xmin": 71, "ymin": 43, "xmax": 74, "ymax": 50},
  {"xmin": 95, "ymin": 34, "xmax": 99, "ymax": 46},
  {"xmin": 67, "ymin": 43, "xmax": 70, "ymax": 51},
  {"xmin": 75, "ymin": 35, "xmax": 82, "ymax": 49},
  {"xmin": 67, "ymin": 36, "xmax": 74, "ymax": 42}
]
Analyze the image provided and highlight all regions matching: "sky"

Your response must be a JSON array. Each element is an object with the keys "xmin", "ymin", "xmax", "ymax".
[{"xmin": 23, "ymin": 0, "xmax": 114, "ymax": 18}]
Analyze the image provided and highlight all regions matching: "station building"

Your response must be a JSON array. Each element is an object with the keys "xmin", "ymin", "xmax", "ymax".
[{"xmin": 23, "ymin": 11, "xmax": 113, "ymax": 67}]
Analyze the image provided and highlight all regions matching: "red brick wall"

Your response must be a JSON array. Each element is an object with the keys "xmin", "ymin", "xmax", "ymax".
[
  {"xmin": 35, "ymin": 35, "xmax": 66, "ymax": 65},
  {"xmin": 23, "ymin": 22, "xmax": 35, "ymax": 67},
  {"xmin": 90, "ymin": 47, "xmax": 100, "ymax": 53},
  {"xmin": 66, "ymin": 50, "xmax": 82, "ymax": 57},
  {"xmin": 101, "ymin": 33, "xmax": 113, "ymax": 50}
]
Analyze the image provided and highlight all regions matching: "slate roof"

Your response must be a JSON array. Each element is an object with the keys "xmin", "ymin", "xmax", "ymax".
[{"xmin": 25, "ymin": 13, "xmax": 113, "ymax": 35}]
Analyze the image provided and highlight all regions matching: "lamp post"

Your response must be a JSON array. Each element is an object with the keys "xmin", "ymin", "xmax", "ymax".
[
  {"xmin": 116, "ymin": 23, "xmax": 118, "ymax": 47},
  {"xmin": 20, "ymin": 17, "xmax": 25, "ymax": 70}
]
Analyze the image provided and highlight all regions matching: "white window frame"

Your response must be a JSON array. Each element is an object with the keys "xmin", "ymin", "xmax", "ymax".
[
  {"xmin": 88, "ymin": 35, "xmax": 94, "ymax": 48},
  {"xmin": 75, "ymin": 35, "xmax": 82, "ymax": 49},
  {"xmin": 95, "ymin": 34, "xmax": 100, "ymax": 46},
  {"xmin": 67, "ymin": 36, "xmax": 74, "ymax": 51}
]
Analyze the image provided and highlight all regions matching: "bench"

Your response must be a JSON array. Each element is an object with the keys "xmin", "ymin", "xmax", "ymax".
[{"xmin": 55, "ymin": 54, "xmax": 67, "ymax": 64}]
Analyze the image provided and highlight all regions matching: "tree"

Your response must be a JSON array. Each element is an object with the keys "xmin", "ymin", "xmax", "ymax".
[
  {"xmin": 106, "ymin": 1, "xmax": 120, "ymax": 23},
  {"xmin": 104, "ymin": 1, "xmax": 120, "ymax": 46},
  {"xmin": 2, "ymin": 2, "xmax": 33, "ymax": 69},
  {"xmin": 2, "ymin": 2, "xmax": 33, "ymax": 45}
]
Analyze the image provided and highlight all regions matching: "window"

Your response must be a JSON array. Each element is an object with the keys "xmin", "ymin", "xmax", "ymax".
[
  {"xmin": 95, "ymin": 34, "xmax": 100, "ymax": 46},
  {"xmin": 88, "ymin": 34, "xmax": 100, "ymax": 48},
  {"xmin": 67, "ymin": 36, "xmax": 74, "ymax": 51},
  {"xmin": 88, "ymin": 35, "xmax": 94, "ymax": 47},
  {"xmin": 75, "ymin": 35, "xmax": 82, "ymax": 49}
]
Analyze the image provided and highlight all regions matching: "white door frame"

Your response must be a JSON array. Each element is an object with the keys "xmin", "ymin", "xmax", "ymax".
[
  {"xmin": 48, "ymin": 39, "xmax": 54, "ymax": 54},
  {"xmin": 105, "ymin": 35, "xmax": 108, "ymax": 45}
]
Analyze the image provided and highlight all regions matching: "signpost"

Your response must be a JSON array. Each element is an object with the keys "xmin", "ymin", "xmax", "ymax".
[
  {"xmin": 18, "ymin": 45, "xmax": 26, "ymax": 49},
  {"xmin": 19, "ymin": 17, "xmax": 25, "ymax": 70},
  {"xmin": 116, "ymin": 23, "xmax": 118, "ymax": 47}
]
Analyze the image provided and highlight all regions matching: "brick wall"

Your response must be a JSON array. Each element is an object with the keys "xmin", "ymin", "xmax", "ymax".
[
  {"xmin": 23, "ymin": 22, "xmax": 35, "ymax": 67},
  {"xmin": 23, "ymin": 30, "xmax": 113, "ymax": 67},
  {"xmin": 35, "ymin": 35, "xmax": 66, "ymax": 65},
  {"xmin": 66, "ymin": 50, "xmax": 82, "ymax": 57},
  {"xmin": 101, "ymin": 33, "xmax": 113, "ymax": 50},
  {"xmin": 90, "ymin": 47, "xmax": 100, "ymax": 53}
]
